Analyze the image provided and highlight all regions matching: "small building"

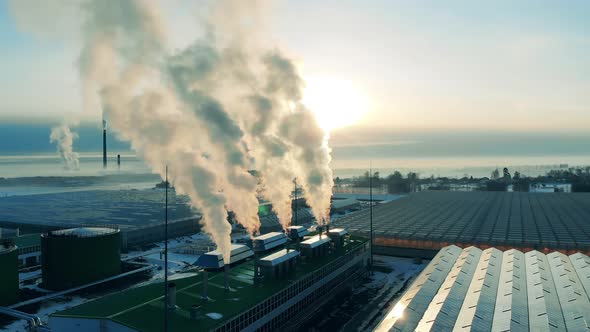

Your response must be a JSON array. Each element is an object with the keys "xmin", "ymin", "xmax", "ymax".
[
  {"xmin": 330, "ymin": 198, "xmax": 361, "ymax": 214},
  {"xmin": 300, "ymin": 235, "xmax": 331, "ymax": 257},
  {"xmin": 259, "ymin": 249, "xmax": 300, "ymax": 280},
  {"xmin": 286, "ymin": 225, "xmax": 309, "ymax": 241},
  {"xmin": 327, "ymin": 228, "xmax": 349, "ymax": 249},
  {"xmin": 252, "ymin": 232, "xmax": 288, "ymax": 253},
  {"xmin": 194, "ymin": 244, "xmax": 254, "ymax": 269}
]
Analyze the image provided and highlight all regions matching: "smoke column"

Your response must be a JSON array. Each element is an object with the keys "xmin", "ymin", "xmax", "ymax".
[
  {"xmin": 10, "ymin": 0, "xmax": 334, "ymax": 261},
  {"xmin": 50, "ymin": 123, "xmax": 80, "ymax": 170}
]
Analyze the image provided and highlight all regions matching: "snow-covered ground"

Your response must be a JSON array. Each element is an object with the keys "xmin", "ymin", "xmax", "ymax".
[
  {"xmin": 2, "ymin": 296, "xmax": 87, "ymax": 332},
  {"xmin": 366, "ymin": 255, "xmax": 427, "ymax": 290},
  {"xmin": 3, "ymin": 232, "xmax": 214, "ymax": 331}
]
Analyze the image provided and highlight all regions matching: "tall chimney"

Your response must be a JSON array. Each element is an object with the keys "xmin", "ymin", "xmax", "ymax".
[
  {"xmin": 224, "ymin": 265, "xmax": 230, "ymax": 291},
  {"xmin": 117, "ymin": 154, "xmax": 121, "ymax": 169},
  {"xmin": 102, "ymin": 125, "xmax": 107, "ymax": 169}
]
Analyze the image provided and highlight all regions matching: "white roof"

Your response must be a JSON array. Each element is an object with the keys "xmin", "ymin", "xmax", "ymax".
[
  {"xmin": 300, "ymin": 235, "xmax": 331, "ymax": 249},
  {"xmin": 328, "ymin": 228, "xmax": 348, "ymax": 236},
  {"xmin": 253, "ymin": 232, "xmax": 284, "ymax": 241},
  {"xmin": 375, "ymin": 246, "xmax": 590, "ymax": 332},
  {"xmin": 259, "ymin": 249, "xmax": 300, "ymax": 267}
]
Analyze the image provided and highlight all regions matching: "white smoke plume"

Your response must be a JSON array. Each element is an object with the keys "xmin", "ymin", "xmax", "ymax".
[
  {"xmin": 10, "ymin": 0, "xmax": 334, "ymax": 261},
  {"xmin": 50, "ymin": 123, "xmax": 80, "ymax": 170}
]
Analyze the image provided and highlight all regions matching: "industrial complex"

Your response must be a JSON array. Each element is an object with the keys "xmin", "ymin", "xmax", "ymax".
[
  {"xmin": 3, "ymin": 187, "xmax": 590, "ymax": 331},
  {"xmin": 375, "ymin": 245, "xmax": 590, "ymax": 331},
  {"xmin": 50, "ymin": 230, "xmax": 369, "ymax": 332},
  {"xmin": 335, "ymin": 191, "xmax": 590, "ymax": 256}
]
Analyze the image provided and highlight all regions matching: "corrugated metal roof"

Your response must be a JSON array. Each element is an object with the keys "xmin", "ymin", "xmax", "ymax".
[
  {"xmin": 415, "ymin": 246, "xmax": 482, "ymax": 331},
  {"xmin": 375, "ymin": 245, "xmax": 463, "ymax": 332},
  {"xmin": 374, "ymin": 246, "xmax": 590, "ymax": 332},
  {"xmin": 454, "ymin": 247, "xmax": 503, "ymax": 331},
  {"xmin": 492, "ymin": 249, "xmax": 528, "ymax": 332}
]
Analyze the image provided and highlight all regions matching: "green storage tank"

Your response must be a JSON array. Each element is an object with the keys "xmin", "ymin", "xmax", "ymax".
[
  {"xmin": 41, "ymin": 227, "xmax": 121, "ymax": 290},
  {"xmin": 0, "ymin": 241, "xmax": 19, "ymax": 305}
]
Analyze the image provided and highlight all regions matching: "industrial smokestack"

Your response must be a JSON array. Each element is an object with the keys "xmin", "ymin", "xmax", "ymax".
[
  {"xmin": 167, "ymin": 282, "xmax": 176, "ymax": 310},
  {"xmin": 190, "ymin": 305, "xmax": 200, "ymax": 321},
  {"xmin": 201, "ymin": 270, "xmax": 208, "ymax": 300},
  {"xmin": 102, "ymin": 120, "xmax": 107, "ymax": 169},
  {"xmin": 117, "ymin": 154, "xmax": 121, "ymax": 169},
  {"xmin": 224, "ymin": 265, "xmax": 230, "ymax": 291}
]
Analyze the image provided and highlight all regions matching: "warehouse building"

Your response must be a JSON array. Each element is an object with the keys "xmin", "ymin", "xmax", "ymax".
[
  {"xmin": 0, "ymin": 190, "xmax": 201, "ymax": 250},
  {"xmin": 334, "ymin": 191, "xmax": 590, "ymax": 257},
  {"xmin": 374, "ymin": 245, "xmax": 590, "ymax": 332}
]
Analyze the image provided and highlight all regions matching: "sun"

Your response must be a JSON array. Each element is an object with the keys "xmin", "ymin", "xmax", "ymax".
[{"xmin": 302, "ymin": 76, "xmax": 369, "ymax": 132}]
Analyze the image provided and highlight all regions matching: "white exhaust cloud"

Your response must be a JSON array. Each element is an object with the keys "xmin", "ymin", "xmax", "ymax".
[
  {"xmin": 50, "ymin": 123, "xmax": 80, "ymax": 171},
  {"xmin": 10, "ymin": 0, "xmax": 334, "ymax": 262}
]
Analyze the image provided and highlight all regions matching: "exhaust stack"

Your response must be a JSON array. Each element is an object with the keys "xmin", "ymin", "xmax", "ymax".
[
  {"xmin": 167, "ymin": 283, "xmax": 176, "ymax": 310},
  {"xmin": 201, "ymin": 270, "xmax": 208, "ymax": 299},
  {"xmin": 224, "ymin": 265, "xmax": 230, "ymax": 291},
  {"xmin": 102, "ymin": 120, "xmax": 107, "ymax": 169},
  {"xmin": 190, "ymin": 305, "xmax": 200, "ymax": 320}
]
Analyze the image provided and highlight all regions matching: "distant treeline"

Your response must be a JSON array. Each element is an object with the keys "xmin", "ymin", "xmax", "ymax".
[{"xmin": 341, "ymin": 166, "xmax": 590, "ymax": 193}]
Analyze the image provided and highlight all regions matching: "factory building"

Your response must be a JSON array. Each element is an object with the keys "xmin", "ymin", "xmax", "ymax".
[
  {"xmin": 50, "ymin": 231, "xmax": 369, "ymax": 332},
  {"xmin": 330, "ymin": 198, "xmax": 361, "ymax": 214},
  {"xmin": 0, "ymin": 190, "xmax": 201, "ymax": 250},
  {"xmin": 41, "ymin": 227, "xmax": 122, "ymax": 290},
  {"xmin": 300, "ymin": 234, "xmax": 332, "ymax": 257},
  {"xmin": 194, "ymin": 244, "xmax": 254, "ymax": 269},
  {"xmin": 251, "ymin": 232, "xmax": 288, "ymax": 252},
  {"xmin": 258, "ymin": 249, "xmax": 300, "ymax": 280},
  {"xmin": 0, "ymin": 240, "xmax": 19, "ymax": 305},
  {"xmin": 335, "ymin": 191, "xmax": 590, "ymax": 258},
  {"xmin": 374, "ymin": 245, "xmax": 590, "ymax": 332}
]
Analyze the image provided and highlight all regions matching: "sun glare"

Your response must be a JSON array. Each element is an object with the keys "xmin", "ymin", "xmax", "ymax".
[{"xmin": 302, "ymin": 76, "xmax": 369, "ymax": 132}]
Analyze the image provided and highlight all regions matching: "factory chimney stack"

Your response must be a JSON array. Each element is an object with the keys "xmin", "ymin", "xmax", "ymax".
[{"xmin": 102, "ymin": 120, "xmax": 107, "ymax": 169}]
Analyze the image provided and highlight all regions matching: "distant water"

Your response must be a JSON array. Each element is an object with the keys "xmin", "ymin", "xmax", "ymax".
[
  {"xmin": 0, "ymin": 153, "xmax": 150, "ymax": 178},
  {"xmin": 0, "ymin": 153, "xmax": 155, "ymax": 196},
  {"xmin": 0, "ymin": 153, "xmax": 589, "ymax": 196},
  {"xmin": 331, "ymin": 155, "xmax": 590, "ymax": 178}
]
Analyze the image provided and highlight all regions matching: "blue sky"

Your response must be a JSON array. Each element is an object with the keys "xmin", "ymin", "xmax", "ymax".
[{"xmin": 1, "ymin": 0, "xmax": 589, "ymax": 131}]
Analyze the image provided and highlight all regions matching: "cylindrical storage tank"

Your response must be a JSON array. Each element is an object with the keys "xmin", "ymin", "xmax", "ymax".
[
  {"xmin": 0, "ymin": 241, "xmax": 19, "ymax": 305},
  {"xmin": 41, "ymin": 227, "xmax": 121, "ymax": 290}
]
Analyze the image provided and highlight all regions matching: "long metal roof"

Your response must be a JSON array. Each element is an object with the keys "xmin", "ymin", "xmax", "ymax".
[
  {"xmin": 193, "ymin": 244, "xmax": 254, "ymax": 268},
  {"xmin": 259, "ymin": 249, "xmax": 300, "ymax": 267},
  {"xmin": 375, "ymin": 245, "xmax": 463, "ymax": 332},
  {"xmin": 374, "ymin": 246, "xmax": 590, "ymax": 332},
  {"xmin": 334, "ymin": 191, "xmax": 590, "ymax": 252}
]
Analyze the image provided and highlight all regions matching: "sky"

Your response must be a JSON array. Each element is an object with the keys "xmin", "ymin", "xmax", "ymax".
[{"xmin": 0, "ymin": 0, "xmax": 589, "ymax": 157}]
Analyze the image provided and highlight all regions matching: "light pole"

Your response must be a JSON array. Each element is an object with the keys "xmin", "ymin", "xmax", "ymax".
[
  {"xmin": 164, "ymin": 165, "xmax": 169, "ymax": 332},
  {"xmin": 369, "ymin": 163, "xmax": 374, "ymax": 270}
]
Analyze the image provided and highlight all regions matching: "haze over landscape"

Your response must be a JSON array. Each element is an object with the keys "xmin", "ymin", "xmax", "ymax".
[
  {"xmin": 1, "ymin": 1, "xmax": 590, "ymax": 331},
  {"xmin": 2, "ymin": 0, "xmax": 589, "ymax": 179}
]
